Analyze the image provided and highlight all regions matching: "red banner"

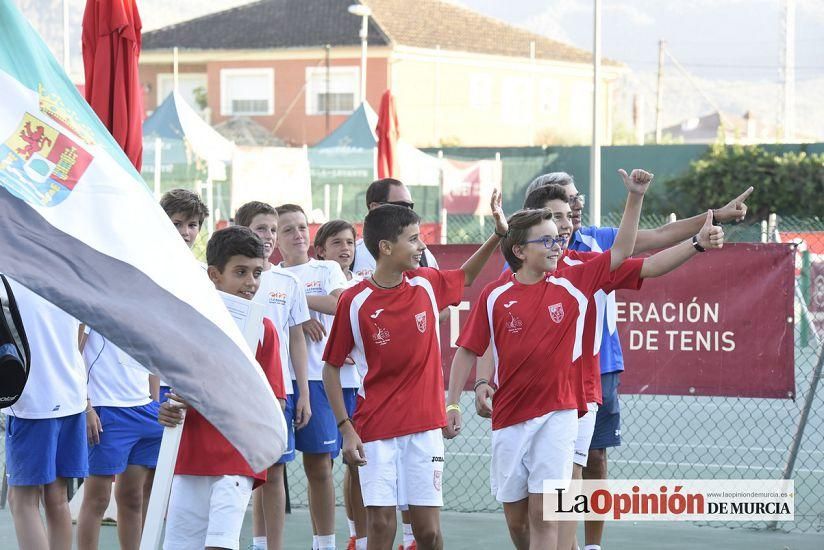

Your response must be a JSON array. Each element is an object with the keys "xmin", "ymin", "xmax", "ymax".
[{"xmin": 431, "ymin": 243, "xmax": 796, "ymax": 399}]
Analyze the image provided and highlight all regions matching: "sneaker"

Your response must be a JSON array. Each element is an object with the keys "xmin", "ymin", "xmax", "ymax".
[{"xmin": 347, "ymin": 536, "xmax": 356, "ymax": 550}]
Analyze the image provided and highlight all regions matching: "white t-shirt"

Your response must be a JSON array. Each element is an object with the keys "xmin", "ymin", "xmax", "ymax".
[
  {"xmin": 351, "ymin": 239, "xmax": 439, "ymax": 280},
  {"xmin": 83, "ymin": 330, "xmax": 152, "ymax": 408},
  {"xmin": 4, "ymin": 279, "xmax": 87, "ymax": 419},
  {"xmin": 253, "ymin": 265, "xmax": 311, "ymax": 393},
  {"xmin": 280, "ymin": 259, "xmax": 356, "ymax": 384}
]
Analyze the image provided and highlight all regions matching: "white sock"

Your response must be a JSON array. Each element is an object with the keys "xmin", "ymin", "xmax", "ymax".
[
  {"xmin": 317, "ymin": 534, "xmax": 335, "ymax": 550},
  {"xmin": 355, "ymin": 537, "xmax": 368, "ymax": 550},
  {"xmin": 312, "ymin": 536, "xmax": 319, "ymax": 550},
  {"xmin": 348, "ymin": 519, "xmax": 356, "ymax": 537},
  {"xmin": 584, "ymin": 546, "xmax": 602, "ymax": 550},
  {"xmin": 252, "ymin": 536, "xmax": 267, "ymax": 550},
  {"xmin": 402, "ymin": 523, "xmax": 415, "ymax": 546}
]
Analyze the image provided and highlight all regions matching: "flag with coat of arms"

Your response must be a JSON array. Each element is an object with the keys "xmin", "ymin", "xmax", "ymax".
[{"xmin": 0, "ymin": 0, "xmax": 285, "ymax": 472}]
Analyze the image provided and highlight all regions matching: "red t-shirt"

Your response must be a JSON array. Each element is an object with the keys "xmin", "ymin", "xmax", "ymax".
[
  {"xmin": 323, "ymin": 268, "xmax": 464, "ymax": 443},
  {"xmin": 458, "ymin": 251, "xmax": 615, "ymax": 431},
  {"xmin": 175, "ymin": 317, "xmax": 281, "ymax": 487},
  {"xmin": 561, "ymin": 251, "xmax": 644, "ymax": 404}
]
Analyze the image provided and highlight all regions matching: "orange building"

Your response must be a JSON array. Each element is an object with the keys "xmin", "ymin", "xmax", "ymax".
[{"xmin": 140, "ymin": 0, "xmax": 625, "ymax": 147}]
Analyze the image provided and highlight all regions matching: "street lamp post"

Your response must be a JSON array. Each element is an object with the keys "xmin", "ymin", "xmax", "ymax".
[{"xmin": 347, "ymin": 4, "xmax": 371, "ymax": 104}]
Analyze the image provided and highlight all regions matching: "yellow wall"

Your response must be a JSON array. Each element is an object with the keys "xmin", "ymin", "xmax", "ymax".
[{"xmin": 389, "ymin": 47, "xmax": 621, "ymax": 147}]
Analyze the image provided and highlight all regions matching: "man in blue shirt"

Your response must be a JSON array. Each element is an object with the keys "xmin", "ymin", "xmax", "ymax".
[{"xmin": 523, "ymin": 171, "xmax": 752, "ymax": 550}]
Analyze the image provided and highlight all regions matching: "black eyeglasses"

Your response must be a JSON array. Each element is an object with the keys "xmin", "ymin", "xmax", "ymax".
[
  {"xmin": 523, "ymin": 236, "xmax": 566, "ymax": 249},
  {"xmin": 568, "ymin": 193, "xmax": 585, "ymax": 205},
  {"xmin": 382, "ymin": 200, "xmax": 415, "ymax": 210}
]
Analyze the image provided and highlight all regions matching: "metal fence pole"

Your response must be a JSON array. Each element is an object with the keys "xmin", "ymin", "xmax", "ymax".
[
  {"xmin": 769, "ymin": 343, "xmax": 824, "ymax": 530},
  {"xmin": 800, "ymin": 249, "xmax": 811, "ymax": 347}
]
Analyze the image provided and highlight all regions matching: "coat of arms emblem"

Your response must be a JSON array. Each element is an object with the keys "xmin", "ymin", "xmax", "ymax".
[
  {"xmin": 0, "ymin": 112, "xmax": 92, "ymax": 207},
  {"xmin": 415, "ymin": 311, "xmax": 427, "ymax": 334},
  {"xmin": 548, "ymin": 303, "xmax": 565, "ymax": 323}
]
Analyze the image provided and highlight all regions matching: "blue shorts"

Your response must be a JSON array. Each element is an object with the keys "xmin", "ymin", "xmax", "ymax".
[
  {"xmin": 294, "ymin": 380, "xmax": 339, "ymax": 458},
  {"xmin": 88, "ymin": 403, "xmax": 163, "ymax": 475},
  {"xmin": 277, "ymin": 383, "xmax": 298, "ymax": 464},
  {"xmin": 5, "ymin": 412, "xmax": 89, "ymax": 486},
  {"xmin": 590, "ymin": 372, "xmax": 621, "ymax": 450},
  {"xmin": 337, "ymin": 388, "xmax": 358, "ymax": 454},
  {"xmin": 159, "ymin": 386, "xmax": 172, "ymax": 403}
]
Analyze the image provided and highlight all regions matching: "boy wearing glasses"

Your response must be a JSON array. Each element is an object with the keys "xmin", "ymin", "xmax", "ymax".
[
  {"xmin": 443, "ymin": 171, "xmax": 651, "ymax": 549},
  {"xmin": 474, "ymin": 177, "xmax": 726, "ymax": 549},
  {"xmin": 523, "ymin": 172, "xmax": 751, "ymax": 550},
  {"xmin": 352, "ymin": 178, "xmax": 438, "ymax": 280}
]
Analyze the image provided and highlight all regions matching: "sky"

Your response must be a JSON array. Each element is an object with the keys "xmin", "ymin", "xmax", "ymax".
[{"xmin": 15, "ymin": 0, "xmax": 824, "ymax": 138}]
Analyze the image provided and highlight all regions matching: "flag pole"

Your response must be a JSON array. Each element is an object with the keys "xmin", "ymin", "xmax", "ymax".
[{"xmin": 139, "ymin": 418, "xmax": 185, "ymax": 550}]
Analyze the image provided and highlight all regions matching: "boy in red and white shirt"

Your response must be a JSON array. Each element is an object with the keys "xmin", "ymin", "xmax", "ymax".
[
  {"xmin": 445, "ymin": 172, "xmax": 651, "ymax": 550},
  {"xmin": 158, "ymin": 226, "xmax": 284, "ymax": 550},
  {"xmin": 322, "ymin": 192, "xmax": 509, "ymax": 550},
  {"xmin": 473, "ymin": 178, "xmax": 724, "ymax": 549}
]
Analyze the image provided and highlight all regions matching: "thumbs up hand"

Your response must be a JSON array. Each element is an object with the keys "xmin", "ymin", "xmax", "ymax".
[{"xmin": 697, "ymin": 210, "xmax": 725, "ymax": 250}]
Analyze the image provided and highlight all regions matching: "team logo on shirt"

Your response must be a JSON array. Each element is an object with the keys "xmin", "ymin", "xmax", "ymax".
[
  {"xmin": 370, "ymin": 309, "xmax": 384, "ymax": 319},
  {"xmin": 503, "ymin": 300, "xmax": 518, "ymax": 308},
  {"xmin": 372, "ymin": 324, "xmax": 391, "ymax": 346},
  {"xmin": 506, "ymin": 312, "xmax": 523, "ymax": 334},
  {"xmin": 433, "ymin": 470, "xmax": 443, "ymax": 492},
  {"xmin": 548, "ymin": 303, "xmax": 565, "ymax": 323},
  {"xmin": 268, "ymin": 291, "xmax": 287, "ymax": 305},
  {"xmin": 304, "ymin": 280, "xmax": 323, "ymax": 294},
  {"xmin": 415, "ymin": 311, "xmax": 427, "ymax": 333}
]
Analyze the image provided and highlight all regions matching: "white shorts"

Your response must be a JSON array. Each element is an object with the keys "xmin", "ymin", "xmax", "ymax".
[
  {"xmin": 359, "ymin": 428, "xmax": 445, "ymax": 508},
  {"xmin": 163, "ymin": 474, "xmax": 254, "ymax": 550},
  {"xmin": 573, "ymin": 402, "xmax": 599, "ymax": 467},
  {"xmin": 491, "ymin": 409, "xmax": 577, "ymax": 503}
]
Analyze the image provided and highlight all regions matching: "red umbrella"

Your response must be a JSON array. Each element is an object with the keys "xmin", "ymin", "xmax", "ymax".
[
  {"xmin": 82, "ymin": 0, "xmax": 144, "ymax": 170},
  {"xmin": 376, "ymin": 89, "xmax": 399, "ymax": 179}
]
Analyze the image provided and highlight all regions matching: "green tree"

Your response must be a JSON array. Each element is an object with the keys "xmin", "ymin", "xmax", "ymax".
[{"xmin": 650, "ymin": 144, "xmax": 824, "ymax": 220}]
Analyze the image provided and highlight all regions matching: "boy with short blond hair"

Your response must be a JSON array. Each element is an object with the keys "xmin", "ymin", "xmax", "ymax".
[{"xmin": 275, "ymin": 203, "xmax": 348, "ymax": 550}]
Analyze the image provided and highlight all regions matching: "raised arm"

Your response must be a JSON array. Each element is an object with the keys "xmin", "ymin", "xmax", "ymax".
[
  {"xmin": 610, "ymin": 169, "xmax": 652, "ymax": 270},
  {"xmin": 633, "ymin": 187, "xmax": 752, "ymax": 254},
  {"xmin": 640, "ymin": 210, "xmax": 724, "ymax": 278},
  {"xmin": 460, "ymin": 189, "xmax": 508, "ymax": 286}
]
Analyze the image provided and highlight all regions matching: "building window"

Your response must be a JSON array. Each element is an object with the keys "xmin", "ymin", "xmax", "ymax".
[
  {"xmin": 469, "ymin": 73, "xmax": 493, "ymax": 110},
  {"xmin": 305, "ymin": 66, "xmax": 359, "ymax": 115},
  {"xmin": 220, "ymin": 68, "xmax": 274, "ymax": 116},
  {"xmin": 156, "ymin": 73, "xmax": 208, "ymax": 112}
]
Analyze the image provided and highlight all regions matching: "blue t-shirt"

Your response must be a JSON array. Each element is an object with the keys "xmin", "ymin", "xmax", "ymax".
[{"xmin": 568, "ymin": 225, "xmax": 623, "ymax": 375}]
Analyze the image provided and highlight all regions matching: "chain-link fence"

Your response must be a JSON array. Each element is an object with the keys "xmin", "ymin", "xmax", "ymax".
[{"xmin": 284, "ymin": 213, "xmax": 824, "ymax": 534}]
